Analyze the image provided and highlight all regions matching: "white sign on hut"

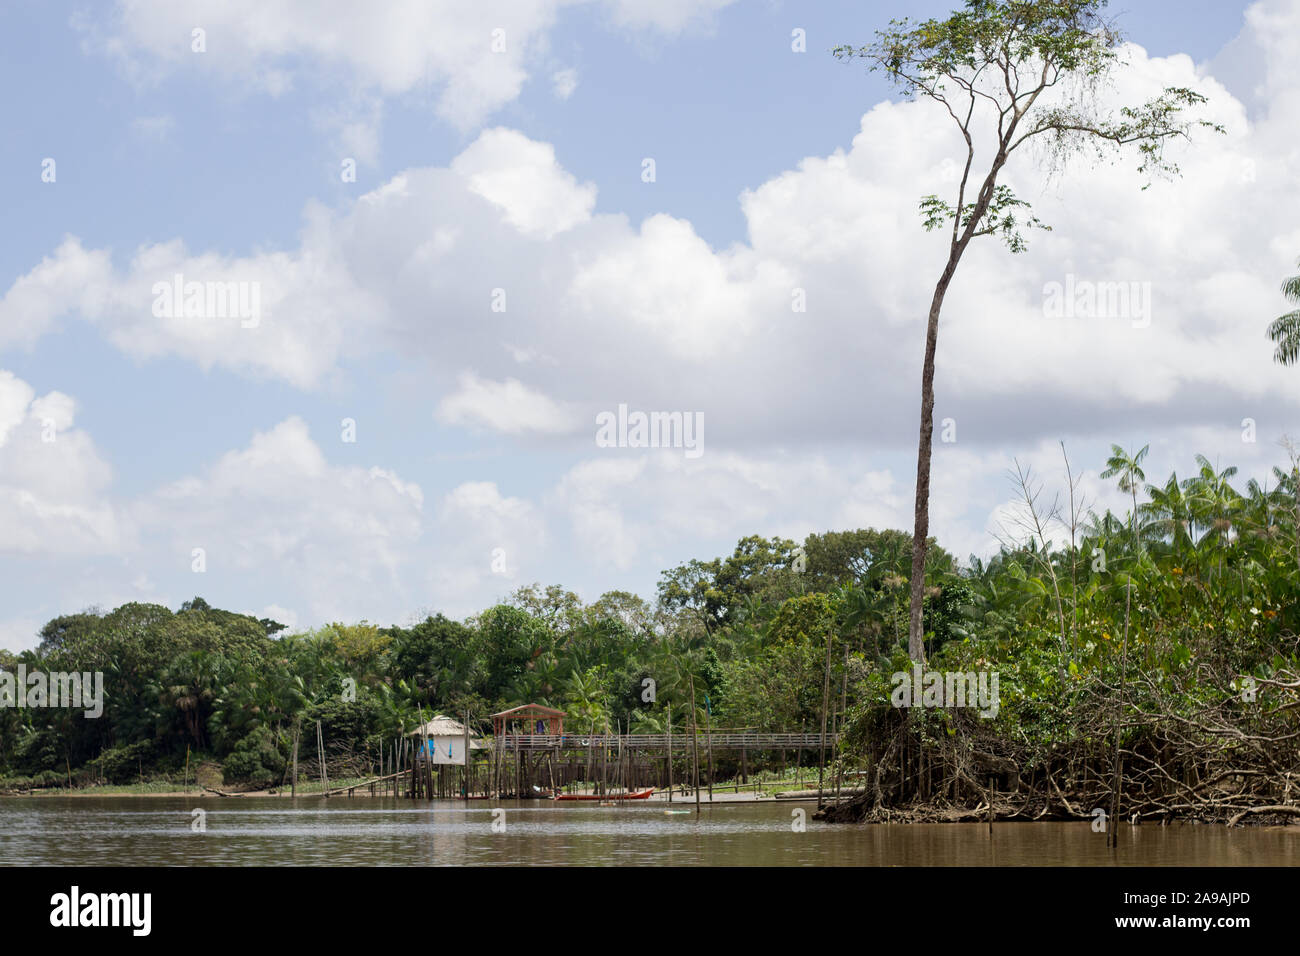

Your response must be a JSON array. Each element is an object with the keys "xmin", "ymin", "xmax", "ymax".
[{"xmin": 409, "ymin": 716, "xmax": 482, "ymax": 766}]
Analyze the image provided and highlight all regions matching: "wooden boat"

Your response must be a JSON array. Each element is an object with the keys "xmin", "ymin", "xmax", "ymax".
[{"xmin": 554, "ymin": 788, "xmax": 655, "ymax": 801}]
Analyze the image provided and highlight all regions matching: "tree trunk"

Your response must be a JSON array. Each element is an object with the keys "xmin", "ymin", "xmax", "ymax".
[{"xmin": 908, "ymin": 256, "xmax": 960, "ymax": 661}]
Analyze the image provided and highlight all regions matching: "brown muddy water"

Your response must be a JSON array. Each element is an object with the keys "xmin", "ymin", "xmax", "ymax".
[{"xmin": 1, "ymin": 797, "xmax": 1295, "ymax": 866}]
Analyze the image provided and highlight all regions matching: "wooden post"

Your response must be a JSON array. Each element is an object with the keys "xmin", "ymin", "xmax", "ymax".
[
  {"xmin": 581, "ymin": 719, "xmax": 591, "ymax": 794},
  {"xmin": 689, "ymin": 677, "xmax": 701, "ymax": 815},
  {"xmin": 497, "ymin": 727, "xmax": 506, "ymax": 800},
  {"xmin": 599, "ymin": 728, "xmax": 609, "ymax": 798},
  {"xmin": 704, "ymin": 697, "xmax": 714, "ymax": 803},
  {"xmin": 316, "ymin": 721, "xmax": 328, "ymax": 797},
  {"xmin": 416, "ymin": 706, "xmax": 425, "ymax": 800},
  {"xmin": 290, "ymin": 721, "xmax": 299, "ymax": 798},
  {"xmin": 797, "ymin": 720, "xmax": 805, "ymax": 785},
  {"xmin": 817, "ymin": 633, "xmax": 833, "ymax": 810},
  {"xmin": 611, "ymin": 723, "xmax": 621, "ymax": 801},
  {"xmin": 616, "ymin": 726, "xmax": 625, "ymax": 798},
  {"xmin": 666, "ymin": 708, "xmax": 673, "ymax": 803},
  {"xmin": 837, "ymin": 649, "xmax": 848, "ymax": 801},
  {"xmin": 464, "ymin": 712, "xmax": 471, "ymax": 802}
]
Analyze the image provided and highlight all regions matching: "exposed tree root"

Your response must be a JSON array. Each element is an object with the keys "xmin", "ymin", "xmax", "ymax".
[{"xmin": 817, "ymin": 662, "xmax": 1300, "ymax": 828}]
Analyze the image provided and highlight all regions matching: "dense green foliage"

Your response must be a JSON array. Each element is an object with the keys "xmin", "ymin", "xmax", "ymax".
[{"xmin": 2, "ymin": 449, "xmax": 1298, "ymax": 804}]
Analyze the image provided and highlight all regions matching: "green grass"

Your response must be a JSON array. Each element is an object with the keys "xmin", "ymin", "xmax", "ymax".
[{"xmin": 1, "ymin": 779, "xmax": 189, "ymax": 795}]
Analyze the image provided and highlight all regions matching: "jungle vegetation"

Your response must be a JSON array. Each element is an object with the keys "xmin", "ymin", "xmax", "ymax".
[{"xmin": 2, "ymin": 446, "xmax": 1298, "ymax": 826}]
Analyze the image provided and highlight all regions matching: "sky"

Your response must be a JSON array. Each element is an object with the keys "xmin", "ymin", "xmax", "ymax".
[{"xmin": 0, "ymin": 0, "xmax": 1297, "ymax": 650}]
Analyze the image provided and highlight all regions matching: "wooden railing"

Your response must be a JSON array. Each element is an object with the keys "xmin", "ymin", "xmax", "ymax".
[{"xmin": 492, "ymin": 733, "xmax": 837, "ymax": 751}]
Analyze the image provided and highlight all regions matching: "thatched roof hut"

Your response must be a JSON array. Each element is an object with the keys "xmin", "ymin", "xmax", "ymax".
[{"xmin": 407, "ymin": 716, "xmax": 484, "ymax": 765}]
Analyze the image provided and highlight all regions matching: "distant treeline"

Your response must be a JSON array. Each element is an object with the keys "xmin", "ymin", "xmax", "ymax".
[{"xmin": 2, "ymin": 449, "xmax": 1298, "ymax": 824}]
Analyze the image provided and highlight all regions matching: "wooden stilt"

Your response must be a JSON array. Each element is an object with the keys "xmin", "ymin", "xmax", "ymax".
[
  {"xmin": 689, "ymin": 677, "xmax": 701, "ymax": 815},
  {"xmin": 817, "ymin": 634, "xmax": 832, "ymax": 810},
  {"xmin": 666, "ymin": 709, "xmax": 674, "ymax": 803}
]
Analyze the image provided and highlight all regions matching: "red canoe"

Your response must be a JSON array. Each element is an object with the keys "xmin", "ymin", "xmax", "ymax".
[{"xmin": 555, "ymin": 788, "xmax": 655, "ymax": 801}]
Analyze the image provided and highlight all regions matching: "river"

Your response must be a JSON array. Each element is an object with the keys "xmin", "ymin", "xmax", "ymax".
[{"xmin": 2, "ymin": 797, "xmax": 1295, "ymax": 866}]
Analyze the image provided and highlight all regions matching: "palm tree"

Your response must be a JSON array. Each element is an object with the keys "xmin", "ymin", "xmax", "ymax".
[
  {"xmin": 735, "ymin": 594, "xmax": 769, "ymax": 627},
  {"xmin": 160, "ymin": 650, "xmax": 222, "ymax": 748},
  {"xmin": 518, "ymin": 650, "xmax": 565, "ymax": 707},
  {"xmin": 374, "ymin": 680, "xmax": 420, "ymax": 738},
  {"xmin": 1181, "ymin": 454, "xmax": 1242, "ymax": 578},
  {"xmin": 1142, "ymin": 473, "xmax": 1193, "ymax": 555},
  {"xmin": 647, "ymin": 631, "xmax": 704, "ymax": 702},
  {"xmin": 1101, "ymin": 445, "xmax": 1149, "ymax": 536},
  {"xmin": 563, "ymin": 669, "xmax": 610, "ymax": 736},
  {"xmin": 1273, "ymin": 455, "xmax": 1300, "ymax": 577},
  {"xmin": 1241, "ymin": 477, "xmax": 1279, "ymax": 542},
  {"xmin": 728, "ymin": 615, "xmax": 769, "ymax": 662},
  {"xmin": 1268, "ymin": 258, "xmax": 1300, "ymax": 365},
  {"xmin": 834, "ymin": 583, "xmax": 881, "ymax": 660}
]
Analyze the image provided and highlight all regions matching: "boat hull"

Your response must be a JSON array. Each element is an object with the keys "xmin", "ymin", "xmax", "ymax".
[{"xmin": 554, "ymin": 788, "xmax": 654, "ymax": 801}]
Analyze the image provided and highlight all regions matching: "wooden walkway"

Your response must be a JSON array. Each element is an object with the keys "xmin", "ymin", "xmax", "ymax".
[{"xmin": 495, "ymin": 733, "xmax": 837, "ymax": 752}]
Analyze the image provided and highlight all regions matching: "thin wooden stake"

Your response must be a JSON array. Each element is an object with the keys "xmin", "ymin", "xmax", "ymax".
[
  {"xmin": 666, "ymin": 708, "xmax": 673, "ymax": 803},
  {"xmin": 705, "ymin": 699, "xmax": 714, "ymax": 803},
  {"xmin": 689, "ymin": 677, "xmax": 701, "ymax": 815},
  {"xmin": 316, "ymin": 721, "xmax": 329, "ymax": 796},
  {"xmin": 817, "ymin": 632, "xmax": 833, "ymax": 809}
]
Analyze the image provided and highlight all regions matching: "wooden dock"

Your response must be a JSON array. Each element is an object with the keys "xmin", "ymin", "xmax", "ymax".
[
  {"xmin": 495, "ymin": 733, "xmax": 837, "ymax": 752},
  {"xmin": 313, "ymin": 730, "xmax": 841, "ymax": 801}
]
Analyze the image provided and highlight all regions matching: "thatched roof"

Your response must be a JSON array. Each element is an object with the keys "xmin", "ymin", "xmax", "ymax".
[{"xmin": 407, "ymin": 716, "xmax": 479, "ymax": 738}]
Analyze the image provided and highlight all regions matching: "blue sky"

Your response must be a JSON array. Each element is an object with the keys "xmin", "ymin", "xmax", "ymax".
[{"xmin": 1, "ymin": 0, "xmax": 1297, "ymax": 649}]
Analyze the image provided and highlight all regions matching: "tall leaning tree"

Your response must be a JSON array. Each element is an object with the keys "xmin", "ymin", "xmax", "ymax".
[{"xmin": 835, "ymin": 0, "xmax": 1222, "ymax": 662}]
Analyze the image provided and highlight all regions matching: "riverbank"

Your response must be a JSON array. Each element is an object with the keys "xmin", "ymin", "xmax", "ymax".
[
  {"xmin": 0, "ymin": 775, "xmax": 378, "ymax": 798},
  {"xmin": 1, "ymin": 778, "xmax": 844, "ymax": 802},
  {"xmin": 6, "ymin": 784, "xmax": 1295, "ymax": 831},
  {"xmin": 10, "ymin": 768, "xmax": 1294, "ymax": 827}
]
